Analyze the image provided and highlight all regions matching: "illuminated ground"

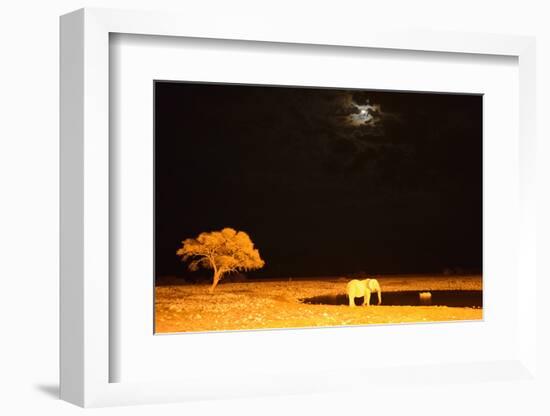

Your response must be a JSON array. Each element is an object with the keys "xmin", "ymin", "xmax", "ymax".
[{"xmin": 155, "ymin": 275, "xmax": 482, "ymax": 333}]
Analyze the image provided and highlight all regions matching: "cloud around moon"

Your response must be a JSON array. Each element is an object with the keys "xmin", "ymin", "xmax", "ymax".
[{"xmin": 339, "ymin": 93, "xmax": 401, "ymax": 134}]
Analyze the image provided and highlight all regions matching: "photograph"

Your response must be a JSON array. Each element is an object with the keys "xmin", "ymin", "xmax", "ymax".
[{"xmin": 154, "ymin": 81, "xmax": 483, "ymax": 333}]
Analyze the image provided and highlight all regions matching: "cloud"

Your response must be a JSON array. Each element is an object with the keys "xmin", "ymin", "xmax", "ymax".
[
  {"xmin": 340, "ymin": 93, "xmax": 400, "ymax": 133},
  {"xmin": 347, "ymin": 103, "xmax": 382, "ymax": 127}
]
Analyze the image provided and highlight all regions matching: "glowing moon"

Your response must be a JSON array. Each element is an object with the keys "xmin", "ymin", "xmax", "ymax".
[{"xmin": 348, "ymin": 104, "xmax": 377, "ymax": 126}]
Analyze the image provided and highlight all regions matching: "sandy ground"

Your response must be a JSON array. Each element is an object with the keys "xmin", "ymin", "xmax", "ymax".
[{"xmin": 155, "ymin": 275, "xmax": 482, "ymax": 333}]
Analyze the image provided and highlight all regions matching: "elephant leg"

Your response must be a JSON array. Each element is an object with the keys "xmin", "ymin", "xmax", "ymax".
[
  {"xmin": 363, "ymin": 290, "xmax": 371, "ymax": 306},
  {"xmin": 377, "ymin": 290, "xmax": 382, "ymax": 305},
  {"xmin": 349, "ymin": 295, "xmax": 355, "ymax": 307}
]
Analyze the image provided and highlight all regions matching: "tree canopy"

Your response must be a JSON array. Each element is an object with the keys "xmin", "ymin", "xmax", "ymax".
[{"xmin": 176, "ymin": 228, "xmax": 265, "ymax": 291}]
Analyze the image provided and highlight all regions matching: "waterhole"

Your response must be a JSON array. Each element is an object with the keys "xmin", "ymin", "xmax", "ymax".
[{"xmin": 300, "ymin": 290, "xmax": 482, "ymax": 308}]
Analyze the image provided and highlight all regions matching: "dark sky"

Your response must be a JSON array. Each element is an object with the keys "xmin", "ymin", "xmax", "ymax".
[{"xmin": 155, "ymin": 81, "xmax": 482, "ymax": 278}]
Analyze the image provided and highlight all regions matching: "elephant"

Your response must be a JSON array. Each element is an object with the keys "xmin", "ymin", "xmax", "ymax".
[{"xmin": 347, "ymin": 278, "xmax": 382, "ymax": 307}]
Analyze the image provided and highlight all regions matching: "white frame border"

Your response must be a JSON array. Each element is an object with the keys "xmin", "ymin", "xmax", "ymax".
[{"xmin": 60, "ymin": 7, "xmax": 537, "ymax": 407}]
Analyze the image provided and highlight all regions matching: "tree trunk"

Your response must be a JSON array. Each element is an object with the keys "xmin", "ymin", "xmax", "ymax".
[{"xmin": 209, "ymin": 270, "xmax": 222, "ymax": 293}]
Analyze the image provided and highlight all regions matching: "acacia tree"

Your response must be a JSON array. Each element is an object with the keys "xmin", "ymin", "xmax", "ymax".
[{"xmin": 176, "ymin": 228, "xmax": 265, "ymax": 292}]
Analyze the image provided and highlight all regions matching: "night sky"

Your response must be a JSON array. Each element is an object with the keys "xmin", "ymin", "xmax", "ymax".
[{"xmin": 155, "ymin": 82, "xmax": 482, "ymax": 279}]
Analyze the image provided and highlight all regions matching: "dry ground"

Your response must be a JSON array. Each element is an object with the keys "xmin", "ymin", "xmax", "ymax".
[{"xmin": 155, "ymin": 275, "xmax": 482, "ymax": 333}]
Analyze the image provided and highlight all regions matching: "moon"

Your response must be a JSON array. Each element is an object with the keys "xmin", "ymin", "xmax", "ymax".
[{"xmin": 347, "ymin": 105, "xmax": 375, "ymax": 126}]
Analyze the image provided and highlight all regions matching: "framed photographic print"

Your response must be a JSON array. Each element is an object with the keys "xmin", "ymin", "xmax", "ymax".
[{"xmin": 60, "ymin": 7, "xmax": 541, "ymax": 409}]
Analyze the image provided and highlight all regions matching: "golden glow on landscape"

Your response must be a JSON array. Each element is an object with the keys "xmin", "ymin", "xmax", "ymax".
[
  {"xmin": 160, "ymin": 228, "xmax": 483, "ymax": 333},
  {"xmin": 156, "ymin": 270, "xmax": 482, "ymax": 334}
]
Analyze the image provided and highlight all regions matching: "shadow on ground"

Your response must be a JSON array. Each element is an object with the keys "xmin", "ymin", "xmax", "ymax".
[{"xmin": 35, "ymin": 384, "xmax": 59, "ymax": 399}]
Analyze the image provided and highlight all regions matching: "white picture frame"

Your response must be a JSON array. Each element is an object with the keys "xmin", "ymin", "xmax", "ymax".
[{"xmin": 60, "ymin": 7, "xmax": 539, "ymax": 408}]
